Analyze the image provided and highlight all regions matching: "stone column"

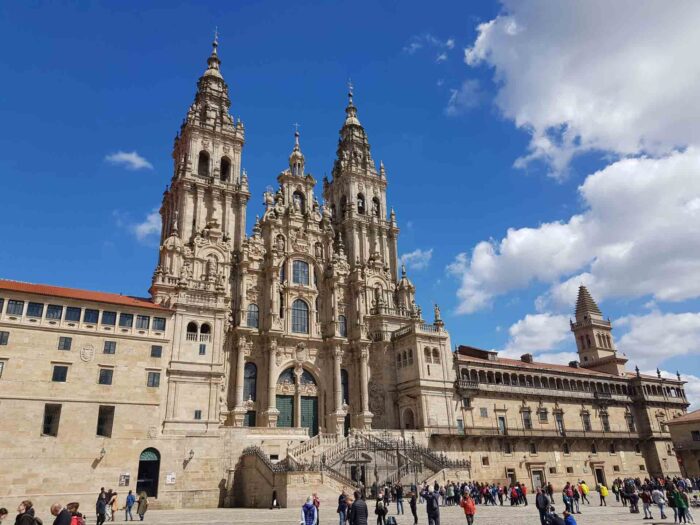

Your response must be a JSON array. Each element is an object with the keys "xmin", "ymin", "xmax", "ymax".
[
  {"xmin": 294, "ymin": 365, "xmax": 302, "ymax": 429},
  {"xmin": 331, "ymin": 345, "xmax": 346, "ymax": 435},
  {"xmin": 264, "ymin": 338, "xmax": 279, "ymax": 427},
  {"xmin": 359, "ymin": 344, "xmax": 373, "ymax": 429},
  {"xmin": 231, "ymin": 336, "xmax": 248, "ymax": 427}
]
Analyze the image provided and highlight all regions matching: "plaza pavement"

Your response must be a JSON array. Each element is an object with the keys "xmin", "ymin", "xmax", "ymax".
[{"xmin": 139, "ymin": 497, "xmax": 686, "ymax": 525}]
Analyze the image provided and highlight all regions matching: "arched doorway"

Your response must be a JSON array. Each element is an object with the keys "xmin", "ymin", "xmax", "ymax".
[
  {"xmin": 275, "ymin": 366, "xmax": 319, "ymax": 436},
  {"xmin": 136, "ymin": 448, "xmax": 160, "ymax": 497},
  {"xmin": 403, "ymin": 408, "xmax": 416, "ymax": 430}
]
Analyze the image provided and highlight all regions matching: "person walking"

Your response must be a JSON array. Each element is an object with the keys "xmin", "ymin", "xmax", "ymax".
[
  {"xmin": 571, "ymin": 486, "xmax": 581, "ymax": 514},
  {"xmin": 313, "ymin": 493, "xmax": 321, "ymax": 525},
  {"xmin": 125, "ymin": 491, "xmax": 135, "ymax": 522},
  {"xmin": 136, "ymin": 492, "xmax": 148, "ymax": 522},
  {"xmin": 50, "ymin": 504, "xmax": 71, "ymax": 525},
  {"xmin": 338, "ymin": 492, "xmax": 348, "ymax": 525},
  {"xmin": 641, "ymin": 489, "xmax": 654, "ymax": 520},
  {"xmin": 598, "ymin": 484, "xmax": 608, "ymax": 506},
  {"xmin": 667, "ymin": 486, "xmax": 678, "ymax": 523},
  {"xmin": 349, "ymin": 491, "xmax": 368, "ymax": 525},
  {"xmin": 579, "ymin": 481, "xmax": 590, "ymax": 505},
  {"xmin": 535, "ymin": 488, "xmax": 550, "ymax": 525},
  {"xmin": 423, "ymin": 488, "xmax": 441, "ymax": 525},
  {"xmin": 521, "ymin": 484, "xmax": 529, "ymax": 506},
  {"xmin": 652, "ymin": 486, "xmax": 668, "ymax": 519},
  {"xmin": 672, "ymin": 488, "xmax": 689, "ymax": 524},
  {"xmin": 301, "ymin": 496, "xmax": 318, "ymax": 525},
  {"xmin": 547, "ymin": 482, "xmax": 555, "ymax": 504},
  {"xmin": 408, "ymin": 492, "xmax": 418, "ymax": 525},
  {"xmin": 66, "ymin": 502, "xmax": 84, "ymax": 525},
  {"xmin": 459, "ymin": 493, "xmax": 476, "ymax": 525},
  {"xmin": 95, "ymin": 494, "xmax": 107, "ymax": 525},
  {"xmin": 374, "ymin": 494, "xmax": 387, "ymax": 525},
  {"xmin": 15, "ymin": 501, "xmax": 35, "ymax": 525}
]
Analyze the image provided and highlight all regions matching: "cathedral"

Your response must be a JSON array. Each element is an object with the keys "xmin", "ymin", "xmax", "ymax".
[{"xmin": 0, "ymin": 38, "xmax": 690, "ymax": 510}]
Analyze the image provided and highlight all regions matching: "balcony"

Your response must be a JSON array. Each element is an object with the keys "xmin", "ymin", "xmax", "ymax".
[
  {"xmin": 428, "ymin": 425, "xmax": 640, "ymax": 440},
  {"xmin": 186, "ymin": 333, "xmax": 211, "ymax": 342},
  {"xmin": 369, "ymin": 305, "xmax": 412, "ymax": 317},
  {"xmin": 454, "ymin": 379, "xmax": 631, "ymax": 403}
]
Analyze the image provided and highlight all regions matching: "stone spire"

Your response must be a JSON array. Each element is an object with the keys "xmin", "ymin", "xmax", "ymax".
[
  {"xmin": 289, "ymin": 128, "xmax": 305, "ymax": 176},
  {"xmin": 575, "ymin": 285, "xmax": 602, "ymax": 320},
  {"xmin": 332, "ymin": 88, "xmax": 377, "ymax": 178}
]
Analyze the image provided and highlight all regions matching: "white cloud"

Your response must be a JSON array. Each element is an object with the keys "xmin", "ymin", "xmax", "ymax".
[
  {"xmin": 645, "ymin": 370, "xmax": 700, "ymax": 411},
  {"xmin": 133, "ymin": 209, "xmax": 161, "ymax": 243},
  {"xmin": 501, "ymin": 313, "xmax": 570, "ymax": 357},
  {"xmin": 445, "ymin": 80, "xmax": 480, "ymax": 116},
  {"xmin": 404, "ymin": 34, "xmax": 455, "ymax": 55},
  {"xmin": 449, "ymin": 149, "xmax": 700, "ymax": 313},
  {"xmin": 105, "ymin": 151, "xmax": 153, "ymax": 171},
  {"xmin": 436, "ymin": 53, "xmax": 448, "ymax": 63},
  {"xmin": 400, "ymin": 248, "xmax": 433, "ymax": 271},
  {"xmin": 465, "ymin": 0, "xmax": 700, "ymax": 176}
]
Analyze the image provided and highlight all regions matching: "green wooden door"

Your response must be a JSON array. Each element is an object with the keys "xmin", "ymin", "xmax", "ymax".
[
  {"xmin": 300, "ymin": 396, "xmax": 318, "ymax": 437},
  {"xmin": 276, "ymin": 395, "xmax": 294, "ymax": 428}
]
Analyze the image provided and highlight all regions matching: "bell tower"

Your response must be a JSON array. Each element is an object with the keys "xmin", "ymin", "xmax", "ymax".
[
  {"xmin": 150, "ymin": 35, "xmax": 249, "ymax": 430},
  {"xmin": 570, "ymin": 286, "xmax": 627, "ymax": 376}
]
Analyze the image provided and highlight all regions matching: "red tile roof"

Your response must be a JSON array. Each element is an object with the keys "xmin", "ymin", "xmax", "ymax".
[
  {"xmin": 0, "ymin": 279, "xmax": 170, "ymax": 311},
  {"xmin": 668, "ymin": 409, "xmax": 700, "ymax": 425}
]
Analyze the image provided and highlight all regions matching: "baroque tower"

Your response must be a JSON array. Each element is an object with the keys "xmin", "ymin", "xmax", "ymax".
[{"xmin": 150, "ymin": 37, "xmax": 248, "ymax": 431}]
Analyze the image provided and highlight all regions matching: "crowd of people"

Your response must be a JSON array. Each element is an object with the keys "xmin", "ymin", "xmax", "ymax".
[
  {"xmin": 309, "ymin": 475, "xmax": 700, "ymax": 525},
  {"xmin": 0, "ymin": 489, "xmax": 150, "ymax": 525}
]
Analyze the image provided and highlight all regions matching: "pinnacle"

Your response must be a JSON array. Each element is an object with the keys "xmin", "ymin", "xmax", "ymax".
[{"xmin": 575, "ymin": 285, "xmax": 602, "ymax": 318}]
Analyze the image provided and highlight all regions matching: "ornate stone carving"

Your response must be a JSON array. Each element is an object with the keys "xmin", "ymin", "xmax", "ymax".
[
  {"xmin": 368, "ymin": 381, "xmax": 385, "ymax": 416},
  {"xmin": 80, "ymin": 344, "xmax": 95, "ymax": 363}
]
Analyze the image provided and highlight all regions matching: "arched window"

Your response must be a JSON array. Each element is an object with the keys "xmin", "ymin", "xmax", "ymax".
[
  {"xmin": 279, "ymin": 291, "xmax": 285, "ymax": 319},
  {"xmin": 292, "ymin": 299, "xmax": 309, "ymax": 334},
  {"xmin": 424, "ymin": 348, "xmax": 432, "ymax": 364},
  {"xmin": 432, "ymin": 348, "xmax": 440, "ymax": 364},
  {"xmin": 292, "ymin": 260, "xmax": 309, "ymax": 285},
  {"xmin": 605, "ymin": 335, "xmax": 612, "ymax": 348},
  {"xmin": 197, "ymin": 151, "xmax": 210, "ymax": 177},
  {"xmin": 340, "ymin": 195, "xmax": 347, "ymax": 217},
  {"xmin": 407, "ymin": 349, "xmax": 413, "ymax": 365},
  {"xmin": 357, "ymin": 193, "xmax": 366, "ymax": 214},
  {"xmin": 372, "ymin": 197, "xmax": 380, "ymax": 217},
  {"xmin": 293, "ymin": 191, "xmax": 305, "ymax": 213},
  {"xmin": 220, "ymin": 157, "xmax": 231, "ymax": 182},
  {"xmin": 243, "ymin": 363, "xmax": 257, "ymax": 401},
  {"xmin": 247, "ymin": 304, "xmax": 259, "ymax": 328},
  {"xmin": 186, "ymin": 322, "xmax": 198, "ymax": 333},
  {"xmin": 300, "ymin": 369, "xmax": 317, "ymax": 385},
  {"xmin": 591, "ymin": 442, "xmax": 598, "ymax": 454},
  {"xmin": 341, "ymin": 369, "xmax": 350, "ymax": 404},
  {"xmin": 280, "ymin": 263, "xmax": 286, "ymax": 283},
  {"xmin": 200, "ymin": 323, "xmax": 211, "ymax": 335},
  {"xmin": 338, "ymin": 315, "xmax": 347, "ymax": 337},
  {"xmin": 586, "ymin": 334, "xmax": 592, "ymax": 348},
  {"xmin": 277, "ymin": 367, "xmax": 295, "ymax": 385}
]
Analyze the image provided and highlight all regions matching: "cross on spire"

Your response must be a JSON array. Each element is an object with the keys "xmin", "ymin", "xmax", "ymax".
[{"xmin": 293, "ymin": 122, "xmax": 300, "ymax": 134}]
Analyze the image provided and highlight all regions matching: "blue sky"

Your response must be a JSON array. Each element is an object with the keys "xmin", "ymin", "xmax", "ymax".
[{"xmin": 1, "ymin": 1, "xmax": 698, "ymax": 406}]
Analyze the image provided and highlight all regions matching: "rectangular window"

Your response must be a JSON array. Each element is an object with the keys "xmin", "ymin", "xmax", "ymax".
[
  {"xmin": 27, "ymin": 302, "xmax": 44, "ymax": 317},
  {"xmin": 457, "ymin": 419, "xmax": 464, "ymax": 434},
  {"xmin": 503, "ymin": 442, "xmax": 512, "ymax": 455},
  {"xmin": 83, "ymin": 309, "xmax": 99, "ymax": 323},
  {"xmin": 613, "ymin": 465, "xmax": 620, "ymax": 472},
  {"xmin": 98, "ymin": 368, "xmax": 113, "ymax": 385},
  {"xmin": 103, "ymin": 341, "xmax": 116, "ymax": 354},
  {"xmin": 0, "ymin": 360, "xmax": 4, "ymax": 378},
  {"xmin": 7, "ymin": 299, "xmax": 24, "ymax": 316},
  {"xmin": 101, "ymin": 311, "xmax": 116, "ymax": 326},
  {"xmin": 522, "ymin": 411, "xmax": 533, "ymax": 430},
  {"xmin": 58, "ymin": 336, "xmax": 72, "ymax": 351},
  {"xmin": 582, "ymin": 413, "xmax": 592, "ymax": 432},
  {"xmin": 627, "ymin": 415, "xmax": 636, "ymax": 432},
  {"xmin": 136, "ymin": 315, "xmax": 150, "ymax": 330},
  {"xmin": 566, "ymin": 466, "xmax": 574, "ymax": 474},
  {"xmin": 118, "ymin": 313, "xmax": 133, "ymax": 328},
  {"xmin": 529, "ymin": 442, "xmax": 538, "ymax": 455},
  {"xmin": 639, "ymin": 465, "xmax": 645, "ymax": 471},
  {"xmin": 52, "ymin": 365, "xmax": 68, "ymax": 382},
  {"xmin": 147, "ymin": 371, "xmax": 160, "ymax": 387},
  {"xmin": 46, "ymin": 304, "xmax": 63, "ymax": 320},
  {"xmin": 691, "ymin": 430, "xmax": 700, "ymax": 442},
  {"xmin": 153, "ymin": 317, "xmax": 166, "ymax": 331},
  {"xmin": 150, "ymin": 345, "xmax": 162, "ymax": 358},
  {"xmin": 65, "ymin": 307, "xmax": 81, "ymax": 322},
  {"xmin": 292, "ymin": 260, "xmax": 310, "ymax": 285},
  {"xmin": 0, "ymin": 298, "xmax": 4, "ymax": 313},
  {"xmin": 480, "ymin": 407, "xmax": 488, "ymax": 418},
  {"xmin": 0, "ymin": 331, "xmax": 8, "ymax": 345},
  {"xmin": 96, "ymin": 405, "xmax": 115, "ymax": 437},
  {"xmin": 481, "ymin": 456, "xmax": 489, "ymax": 466},
  {"xmin": 199, "ymin": 343, "xmax": 206, "ymax": 355},
  {"xmin": 601, "ymin": 413, "xmax": 611, "ymax": 432},
  {"xmin": 549, "ymin": 467, "xmax": 557, "ymax": 474},
  {"xmin": 42, "ymin": 404, "xmax": 61, "ymax": 436},
  {"xmin": 538, "ymin": 409, "xmax": 548, "ymax": 423},
  {"xmin": 555, "ymin": 413, "xmax": 566, "ymax": 435},
  {"xmin": 194, "ymin": 410, "xmax": 202, "ymax": 420}
]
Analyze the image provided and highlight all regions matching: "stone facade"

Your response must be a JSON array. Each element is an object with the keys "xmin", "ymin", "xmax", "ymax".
[
  {"xmin": 0, "ymin": 38, "xmax": 690, "ymax": 511},
  {"xmin": 668, "ymin": 409, "xmax": 700, "ymax": 477}
]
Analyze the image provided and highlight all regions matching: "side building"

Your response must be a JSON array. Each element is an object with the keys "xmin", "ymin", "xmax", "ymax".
[{"xmin": 668, "ymin": 409, "xmax": 700, "ymax": 477}]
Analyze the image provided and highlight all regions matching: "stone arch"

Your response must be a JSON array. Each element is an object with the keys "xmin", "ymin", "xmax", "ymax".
[{"xmin": 402, "ymin": 407, "xmax": 416, "ymax": 430}]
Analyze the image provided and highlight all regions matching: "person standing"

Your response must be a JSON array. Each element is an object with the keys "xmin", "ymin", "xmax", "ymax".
[
  {"xmin": 640, "ymin": 488, "xmax": 653, "ymax": 520},
  {"xmin": 338, "ymin": 492, "xmax": 348, "ymax": 525},
  {"xmin": 125, "ymin": 491, "xmax": 135, "ymax": 522},
  {"xmin": 349, "ymin": 491, "xmax": 368, "ymax": 525},
  {"xmin": 547, "ymin": 482, "xmax": 555, "ymax": 504},
  {"xmin": 408, "ymin": 492, "xmax": 418, "ymax": 525},
  {"xmin": 652, "ymin": 486, "xmax": 667, "ymax": 520},
  {"xmin": 95, "ymin": 495, "xmax": 107, "ymax": 525},
  {"xmin": 109, "ymin": 493, "xmax": 118, "ymax": 522},
  {"xmin": 50, "ymin": 504, "xmax": 71, "ymax": 525},
  {"xmin": 395, "ymin": 483, "xmax": 404, "ymax": 515},
  {"xmin": 104, "ymin": 491, "xmax": 113, "ymax": 523},
  {"xmin": 459, "ymin": 492, "xmax": 476, "ymax": 525},
  {"xmin": 423, "ymin": 488, "xmax": 440, "ymax": 525},
  {"xmin": 562, "ymin": 510, "xmax": 577, "ymax": 525},
  {"xmin": 521, "ymin": 483, "xmax": 529, "ymax": 506},
  {"xmin": 571, "ymin": 486, "xmax": 581, "ymax": 514},
  {"xmin": 65, "ymin": 503, "xmax": 84, "ymax": 525},
  {"xmin": 301, "ymin": 497, "xmax": 318, "ymax": 525},
  {"xmin": 671, "ymin": 487, "xmax": 688, "ymax": 524},
  {"xmin": 136, "ymin": 492, "xmax": 148, "ymax": 522},
  {"xmin": 313, "ymin": 493, "xmax": 321, "ymax": 525},
  {"xmin": 15, "ymin": 501, "xmax": 35, "ymax": 525},
  {"xmin": 535, "ymin": 488, "xmax": 550, "ymax": 525},
  {"xmin": 374, "ymin": 494, "xmax": 386, "ymax": 525}
]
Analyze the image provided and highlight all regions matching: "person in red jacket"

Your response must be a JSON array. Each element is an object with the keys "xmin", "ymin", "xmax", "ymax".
[
  {"xmin": 521, "ymin": 484, "xmax": 529, "ymax": 506},
  {"xmin": 459, "ymin": 493, "xmax": 476, "ymax": 525}
]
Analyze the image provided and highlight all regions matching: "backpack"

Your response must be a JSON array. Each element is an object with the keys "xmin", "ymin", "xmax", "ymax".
[
  {"xmin": 427, "ymin": 494, "xmax": 439, "ymax": 514},
  {"xmin": 386, "ymin": 518, "xmax": 397, "ymax": 525}
]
